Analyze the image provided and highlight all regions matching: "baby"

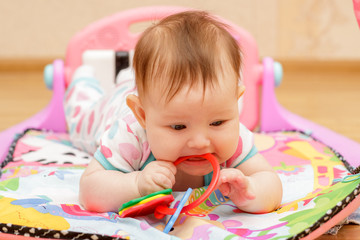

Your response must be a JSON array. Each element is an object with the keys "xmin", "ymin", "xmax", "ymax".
[{"xmin": 65, "ymin": 11, "xmax": 282, "ymax": 213}]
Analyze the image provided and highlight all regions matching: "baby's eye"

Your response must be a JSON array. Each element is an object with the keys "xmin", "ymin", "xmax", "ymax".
[
  {"xmin": 210, "ymin": 121, "xmax": 224, "ymax": 126},
  {"xmin": 170, "ymin": 125, "xmax": 186, "ymax": 131}
]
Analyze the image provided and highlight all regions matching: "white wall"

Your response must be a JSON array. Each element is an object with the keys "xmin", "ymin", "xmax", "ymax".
[{"xmin": 0, "ymin": 0, "xmax": 359, "ymax": 60}]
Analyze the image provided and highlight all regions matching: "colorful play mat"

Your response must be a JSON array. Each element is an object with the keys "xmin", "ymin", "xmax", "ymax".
[
  {"xmin": 1, "ymin": 129, "xmax": 359, "ymax": 239},
  {"xmin": 1, "ymin": 5, "xmax": 360, "ymax": 239}
]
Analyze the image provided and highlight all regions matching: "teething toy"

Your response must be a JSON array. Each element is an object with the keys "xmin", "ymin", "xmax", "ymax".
[{"xmin": 118, "ymin": 153, "xmax": 220, "ymax": 233}]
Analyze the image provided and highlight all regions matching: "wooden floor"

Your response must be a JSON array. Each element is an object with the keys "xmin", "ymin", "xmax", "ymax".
[{"xmin": 0, "ymin": 62, "xmax": 359, "ymax": 239}]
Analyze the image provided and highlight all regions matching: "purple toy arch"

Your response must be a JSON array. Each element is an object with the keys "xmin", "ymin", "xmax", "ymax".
[{"xmin": 0, "ymin": 60, "xmax": 67, "ymax": 163}]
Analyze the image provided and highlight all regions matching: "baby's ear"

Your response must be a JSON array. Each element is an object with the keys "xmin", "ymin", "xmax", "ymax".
[
  {"xmin": 237, "ymin": 85, "xmax": 245, "ymax": 99},
  {"xmin": 126, "ymin": 94, "xmax": 146, "ymax": 129}
]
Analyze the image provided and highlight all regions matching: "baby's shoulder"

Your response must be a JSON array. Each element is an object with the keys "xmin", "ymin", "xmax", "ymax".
[
  {"xmin": 239, "ymin": 123, "xmax": 253, "ymax": 140},
  {"xmin": 104, "ymin": 117, "xmax": 147, "ymax": 144}
]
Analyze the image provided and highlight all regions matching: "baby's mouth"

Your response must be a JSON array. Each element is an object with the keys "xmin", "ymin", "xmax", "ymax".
[
  {"xmin": 186, "ymin": 157, "xmax": 205, "ymax": 161},
  {"xmin": 174, "ymin": 153, "xmax": 217, "ymax": 167},
  {"xmin": 177, "ymin": 156, "xmax": 213, "ymax": 167}
]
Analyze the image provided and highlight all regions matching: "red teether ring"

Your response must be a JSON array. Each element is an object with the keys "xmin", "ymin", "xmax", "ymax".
[{"xmin": 155, "ymin": 153, "xmax": 220, "ymax": 216}]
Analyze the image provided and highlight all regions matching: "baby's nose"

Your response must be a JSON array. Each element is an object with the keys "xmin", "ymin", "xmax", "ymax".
[{"xmin": 187, "ymin": 133, "xmax": 211, "ymax": 149}]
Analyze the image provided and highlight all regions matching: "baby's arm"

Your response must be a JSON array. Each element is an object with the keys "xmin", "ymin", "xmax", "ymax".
[
  {"xmin": 217, "ymin": 153, "xmax": 282, "ymax": 213},
  {"xmin": 79, "ymin": 159, "xmax": 176, "ymax": 212}
]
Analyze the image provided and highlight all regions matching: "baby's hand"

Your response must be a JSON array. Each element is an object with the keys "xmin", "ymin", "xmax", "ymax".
[
  {"xmin": 136, "ymin": 161, "xmax": 177, "ymax": 197},
  {"xmin": 217, "ymin": 168, "xmax": 256, "ymax": 208}
]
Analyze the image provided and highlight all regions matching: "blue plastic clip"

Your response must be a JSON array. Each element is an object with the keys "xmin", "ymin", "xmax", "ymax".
[{"xmin": 163, "ymin": 188, "xmax": 192, "ymax": 234}]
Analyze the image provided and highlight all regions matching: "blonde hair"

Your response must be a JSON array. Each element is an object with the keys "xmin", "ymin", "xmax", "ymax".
[{"xmin": 133, "ymin": 11, "xmax": 241, "ymax": 101}]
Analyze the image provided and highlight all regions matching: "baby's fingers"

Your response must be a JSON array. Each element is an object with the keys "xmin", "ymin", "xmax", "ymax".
[
  {"xmin": 234, "ymin": 177, "xmax": 256, "ymax": 200},
  {"xmin": 155, "ymin": 160, "xmax": 177, "ymax": 175},
  {"xmin": 217, "ymin": 176, "xmax": 231, "ymax": 196},
  {"xmin": 233, "ymin": 177, "xmax": 256, "ymax": 200},
  {"xmin": 153, "ymin": 171, "xmax": 175, "ymax": 189},
  {"xmin": 218, "ymin": 175, "xmax": 255, "ymax": 200}
]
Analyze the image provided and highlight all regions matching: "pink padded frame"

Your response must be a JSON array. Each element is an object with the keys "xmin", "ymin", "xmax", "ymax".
[
  {"xmin": 354, "ymin": 0, "xmax": 360, "ymax": 28},
  {"xmin": 64, "ymin": 6, "xmax": 262, "ymax": 131}
]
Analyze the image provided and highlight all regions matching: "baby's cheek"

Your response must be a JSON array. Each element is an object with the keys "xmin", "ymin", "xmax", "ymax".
[
  {"xmin": 217, "ymin": 132, "xmax": 239, "ymax": 160},
  {"xmin": 148, "ymin": 136, "xmax": 178, "ymax": 161}
]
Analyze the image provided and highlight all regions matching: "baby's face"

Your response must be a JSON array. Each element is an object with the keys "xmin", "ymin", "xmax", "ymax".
[{"xmin": 142, "ymin": 78, "xmax": 241, "ymax": 176}]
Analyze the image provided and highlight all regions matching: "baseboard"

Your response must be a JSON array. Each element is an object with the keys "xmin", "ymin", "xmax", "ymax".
[
  {"xmin": 278, "ymin": 60, "xmax": 360, "ymax": 73},
  {"xmin": 0, "ymin": 58, "xmax": 58, "ymax": 72},
  {"xmin": 0, "ymin": 58, "xmax": 359, "ymax": 73}
]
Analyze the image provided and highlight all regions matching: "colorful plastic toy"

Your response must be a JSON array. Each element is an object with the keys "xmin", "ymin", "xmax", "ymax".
[
  {"xmin": 118, "ymin": 153, "xmax": 220, "ymax": 233},
  {"xmin": 119, "ymin": 188, "xmax": 175, "ymax": 218}
]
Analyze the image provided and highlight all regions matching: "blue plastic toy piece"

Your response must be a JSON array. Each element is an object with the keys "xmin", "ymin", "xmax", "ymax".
[
  {"xmin": 163, "ymin": 188, "xmax": 192, "ymax": 234},
  {"xmin": 44, "ymin": 64, "xmax": 54, "ymax": 90},
  {"xmin": 274, "ymin": 61, "xmax": 283, "ymax": 87}
]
